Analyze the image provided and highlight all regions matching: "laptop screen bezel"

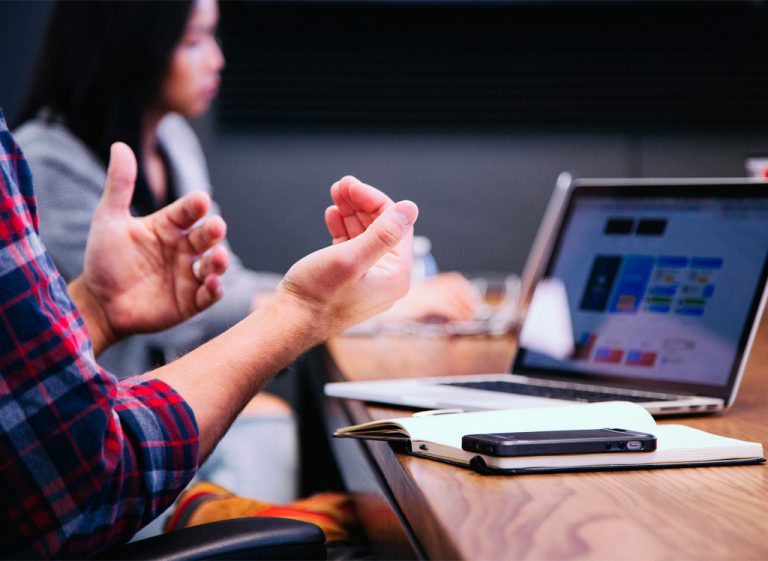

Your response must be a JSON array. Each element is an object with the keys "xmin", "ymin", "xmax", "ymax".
[{"xmin": 511, "ymin": 180, "xmax": 768, "ymax": 400}]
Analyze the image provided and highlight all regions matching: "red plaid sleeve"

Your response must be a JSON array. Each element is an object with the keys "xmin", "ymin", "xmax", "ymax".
[{"xmin": 0, "ymin": 112, "xmax": 199, "ymax": 558}]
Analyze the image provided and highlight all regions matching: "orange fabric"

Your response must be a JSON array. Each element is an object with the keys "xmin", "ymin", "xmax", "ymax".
[{"xmin": 165, "ymin": 482, "xmax": 358, "ymax": 542}]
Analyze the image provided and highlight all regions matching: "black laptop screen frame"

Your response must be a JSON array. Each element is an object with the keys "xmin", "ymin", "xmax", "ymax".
[{"xmin": 511, "ymin": 180, "xmax": 768, "ymax": 401}]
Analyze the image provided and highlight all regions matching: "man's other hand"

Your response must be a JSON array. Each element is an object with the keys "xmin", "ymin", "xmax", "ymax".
[{"xmin": 72, "ymin": 142, "xmax": 229, "ymax": 354}]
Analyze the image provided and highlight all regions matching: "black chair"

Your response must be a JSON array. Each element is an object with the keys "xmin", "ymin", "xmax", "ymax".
[{"xmin": 98, "ymin": 517, "xmax": 326, "ymax": 560}]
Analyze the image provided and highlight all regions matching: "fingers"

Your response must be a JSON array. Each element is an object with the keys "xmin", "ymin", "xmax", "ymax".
[
  {"xmin": 330, "ymin": 176, "xmax": 394, "ymax": 240},
  {"xmin": 100, "ymin": 142, "xmax": 138, "ymax": 212},
  {"xmin": 192, "ymin": 246, "xmax": 228, "ymax": 312},
  {"xmin": 343, "ymin": 200, "xmax": 418, "ymax": 272},
  {"xmin": 331, "ymin": 176, "xmax": 393, "ymax": 214},
  {"xmin": 325, "ymin": 206, "xmax": 348, "ymax": 244},
  {"xmin": 393, "ymin": 273, "xmax": 478, "ymax": 322},
  {"xmin": 419, "ymin": 291, "xmax": 476, "ymax": 322},
  {"xmin": 195, "ymin": 274, "xmax": 224, "ymax": 311},
  {"xmin": 431, "ymin": 273, "xmax": 479, "ymax": 313},
  {"xmin": 161, "ymin": 191, "xmax": 211, "ymax": 231},
  {"xmin": 439, "ymin": 292, "xmax": 478, "ymax": 321},
  {"xmin": 193, "ymin": 245, "xmax": 229, "ymax": 280},
  {"xmin": 437, "ymin": 274, "xmax": 479, "ymax": 320},
  {"xmin": 187, "ymin": 215, "xmax": 227, "ymax": 255}
]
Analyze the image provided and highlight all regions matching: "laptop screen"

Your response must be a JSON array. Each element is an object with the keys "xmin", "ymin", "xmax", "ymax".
[{"xmin": 514, "ymin": 182, "xmax": 768, "ymax": 399}]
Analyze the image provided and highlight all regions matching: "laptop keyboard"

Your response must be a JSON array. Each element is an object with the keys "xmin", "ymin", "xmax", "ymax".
[{"xmin": 442, "ymin": 380, "xmax": 669, "ymax": 403}]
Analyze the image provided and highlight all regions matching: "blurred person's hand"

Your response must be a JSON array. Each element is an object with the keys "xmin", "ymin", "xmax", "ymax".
[
  {"xmin": 69, "ymin": 142, "xmax": 229, "ymax": 354},
  {"xmin": 376, "ymin": 271, "xmax": 479, "ymax": 323}
]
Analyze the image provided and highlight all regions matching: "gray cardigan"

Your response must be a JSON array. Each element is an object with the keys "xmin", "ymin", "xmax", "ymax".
[{"xmin": 14, "ymin": 114, "xmax": 282, "ymax": 377}]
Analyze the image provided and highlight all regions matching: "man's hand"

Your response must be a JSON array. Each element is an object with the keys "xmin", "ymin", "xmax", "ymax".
[
  {"xmin": 276, "ymin": 176, "xmax": 418, "ymax": 336},
  {"xmin": 69, "ymin": 142, "xmax": 229, "ymax": 355}
]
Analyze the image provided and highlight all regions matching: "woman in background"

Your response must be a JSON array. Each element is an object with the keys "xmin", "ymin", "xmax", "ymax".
[
  {"xmin": 16, "ymin": 0, "xmax": 477, "ymax": 374},
  {"xmin": 14, "ymin": 0, "xmax": 477, "ymax": 532}
]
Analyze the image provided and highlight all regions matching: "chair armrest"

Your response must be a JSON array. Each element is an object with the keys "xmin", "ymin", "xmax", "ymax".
[{"xmin": 98, "ymin": 517, "xmax": 326, "ymax": 561}]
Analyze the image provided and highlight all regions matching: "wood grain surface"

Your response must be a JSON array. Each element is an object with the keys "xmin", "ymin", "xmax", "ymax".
[{"xmin": 326, "ymin": 317, "xmax": 768, "ymax": 560}]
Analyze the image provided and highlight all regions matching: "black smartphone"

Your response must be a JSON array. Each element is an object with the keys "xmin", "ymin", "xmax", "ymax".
[{"xmin": 461, "ymin": 428, "xmax": 657, "ymax": 457}]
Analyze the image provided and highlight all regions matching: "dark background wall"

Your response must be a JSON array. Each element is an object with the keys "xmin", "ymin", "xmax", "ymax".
[{"xmin": 2, "ymin": 0, "xmax": 767, "ymax": 277}]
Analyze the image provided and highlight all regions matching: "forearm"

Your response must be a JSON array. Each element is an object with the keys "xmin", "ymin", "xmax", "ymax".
[
  {"xmin": 158, "ymin": 193, "xmax": 418, "ymax": 448},
  {"xmin": 68, "ymin": 275, "xmax": 118, "ymax": 356},
  {"xmin": 153, "ymin": 292, "xmax": 325, "ymax": 459}
]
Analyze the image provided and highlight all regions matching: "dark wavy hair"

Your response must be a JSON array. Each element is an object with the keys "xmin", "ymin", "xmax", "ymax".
[{"xmin": 15, "ymin": 0, "xmax": 194, "ymax": 212}]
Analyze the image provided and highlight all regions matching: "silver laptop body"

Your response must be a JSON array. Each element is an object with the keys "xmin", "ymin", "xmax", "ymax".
[{"xmin": 326, "ymin": 178, "xmax": 768, "ymax": 416}]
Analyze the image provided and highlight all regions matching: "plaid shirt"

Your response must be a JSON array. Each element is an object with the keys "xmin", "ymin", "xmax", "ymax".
[{"xmin": 0, "ymin": 112, "xmax": 199, "ymax": 558}]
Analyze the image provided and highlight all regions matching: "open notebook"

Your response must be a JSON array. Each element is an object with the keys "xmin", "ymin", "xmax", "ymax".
[{"xmin": 334, "ymin": 402, "xmax": 764, "ymax": 475}]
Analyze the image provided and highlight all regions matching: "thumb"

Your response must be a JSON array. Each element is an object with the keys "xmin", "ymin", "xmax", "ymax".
[
  {"xmin": 345, "ymin": 200, "xmax": 418, "ymax": 271},
  {"xmin": 100, "ymin": 142, "xmax": 138, "ymax": 213}
]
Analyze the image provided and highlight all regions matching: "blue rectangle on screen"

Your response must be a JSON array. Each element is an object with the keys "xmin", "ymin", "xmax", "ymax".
[
  {"xmin": 656, "ymin": 256, "xmax": 688, "ymax": 268},
  {"xmin": 678, "ymin": 307, "xmax": 705, "ymax": 317},
  {"xmin": 580, "ymin": 256, "xmax": 622, "ymax": 311},
  {"xmin": 647, "ymin": 304, "xmax": 671, "ymax": 314},
  {"xmin": 690, "ymin": 257, "xmax": 723, "ymax": 269},
  {"xmin": 609, "ymin": 255, "xmax": 655, "ymax": 313},
  {"xmin": 650, "ymin": 285, "xmax": 677, "ymax": 297}
]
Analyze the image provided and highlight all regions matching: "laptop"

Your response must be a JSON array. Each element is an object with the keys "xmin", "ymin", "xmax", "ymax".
[{"xmin": 325, "ymin": 178, "xmax": 768, "ymax": 416}]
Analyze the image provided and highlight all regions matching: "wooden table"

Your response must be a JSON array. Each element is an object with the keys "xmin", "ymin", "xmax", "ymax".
[{"xmin": 321, "ymin": 317, "xmax": 768, "ymax": 561}]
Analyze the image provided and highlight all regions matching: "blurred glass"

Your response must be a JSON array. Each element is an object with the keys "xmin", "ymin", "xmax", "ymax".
[{"xmin": 411, "ymin": 236, "xmax": 438, "ymax": 283}]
